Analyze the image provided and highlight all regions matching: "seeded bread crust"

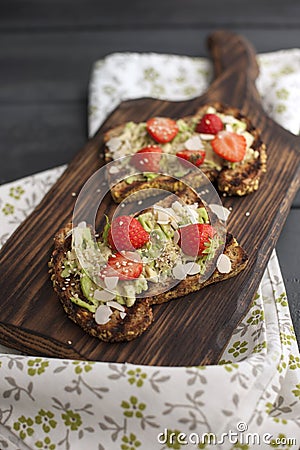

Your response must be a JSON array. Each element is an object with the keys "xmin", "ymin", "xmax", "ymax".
[
  {"xmin": 49, "ymin": 223, "xmax": 153, "ymax": 342},
  {"xmin": 103, "ymin": 102, "xmax": 267, "ymax": 202},
  {"xmin": 49, "ymin": 223, "xmax": 248, "ymax": 343}
]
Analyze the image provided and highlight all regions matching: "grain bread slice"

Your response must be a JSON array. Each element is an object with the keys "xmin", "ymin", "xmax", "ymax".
[
  {"xmin": 49, "ymin": 196, "xmax": 248, "ymax": 342},
  {"xmin": 104, "ymin": 102, "xmax": 267, "ymax": 202}
]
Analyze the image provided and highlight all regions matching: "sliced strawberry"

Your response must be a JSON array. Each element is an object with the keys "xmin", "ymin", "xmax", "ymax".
[
  {"xmin": 100, "ymin": 252, "xmax": 143, "ymax": 280},
  {"xmin": 211, "ymin": 131, "xmax": 246, "ymax": 162},
  {"xmin": 178, "ymin": 223, "xmax": 214, "ymax": 257},
  {"xmin": 131, "ymin": 145, "xmax": 163, "ymax": 172},
  {"xmin": 196, "ymin": 113, "xmax": 223, "ymax": 134},
  {"xmin": 108, "ymin": 215, "xmax": 150, "ymax": 252},
  {"xmin": 176, "ymin": 149, "xmax": 206, "ymax": 167},
  {"xmin": 146, "ymin": 117, "xmax": 179, "ymax": 143}
]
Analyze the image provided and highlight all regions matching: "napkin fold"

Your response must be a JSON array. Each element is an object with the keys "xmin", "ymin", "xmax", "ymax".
[{"xmin": 0, "ymin": 50, "xmax": 300, "ymax": 449}]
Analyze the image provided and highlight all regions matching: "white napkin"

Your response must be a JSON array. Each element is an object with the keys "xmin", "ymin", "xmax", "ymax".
[{"xmin": 0, "ymin": 50, "xmax": 299, "ymax": 450}]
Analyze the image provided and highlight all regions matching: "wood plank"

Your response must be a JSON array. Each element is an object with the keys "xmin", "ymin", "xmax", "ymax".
[
  {"xmin": 0, "ymin": 31, "xmax": 299, "ymax": 365},
  {"xmin": 1, "ymin": 29, "xmax": 300, "ymax": 103},
  {"xmin": 1, "ymin": 0, "xmax": 300, "ymax": 29},
  {"xmin": 0, "ymin": 103, "xmax": 86, "ymax": 184}
]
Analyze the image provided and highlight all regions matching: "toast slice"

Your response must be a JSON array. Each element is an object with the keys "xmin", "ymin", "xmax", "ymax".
[
  {"xmin": 49, "ymin": 190, "xmax": 248, "ymax": 342},
  {"xmin": 104, "ymin": 102, "xmax": 267, "ymax": 202}
]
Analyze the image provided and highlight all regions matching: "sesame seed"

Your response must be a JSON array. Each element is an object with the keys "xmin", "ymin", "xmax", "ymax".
[
  {"xmin": 67, "ymin": 340, "xmax": 72, "ymax": 345},
  {"xmin": 71, "ymin": 192, "xmax": 77, "ymax": 197},
  {"xmin": 245, "ymin": 211, "xmax": 250, "ymax": 217},
  {"xmin": 62, "ymin": 287, "xmax": 66, "ymax": 291},
  {"xmin": 97, "ymin": 188, "xmax": 101, "ymax": 193},
  {"xmin": 229, "ymin": 207, "xmax": 233, "ymax": 211},
  {"xmin": 138, "ymin": 200, "xmax": 143, "ymax": 205},
  {"xmin": 119, "ymin": 221, "xmax": 123, "ymax": 226}
]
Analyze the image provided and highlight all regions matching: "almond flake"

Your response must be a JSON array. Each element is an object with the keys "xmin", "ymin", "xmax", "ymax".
[
  {"xmin": 172, "ymin": 263, "xmax": 187, "ymax": 280},
  {"xmin": 104, "ymin": 276, "xmax": 119, "ymax": 290},
  {"xmin": 109, "ymin": 165, "xmax": 120, "ymax": 174},
  {"xmin": 184, "ymin": 262, "xmax": 201, "ymax": 275},
  {"xmin": 225, "ymin": 124, "xmax": 234, "ymax": 132},
  {"xmin": 157, "ymin": 210, "xmax": 171, "ymax": 224},
  {"xmin": 106, "ymin": 137, "xmax": 122, "ymax": 152},
  {"xmin": 209, "ymin": 204, "xmax": 230, "ymax": 222},
  {"xmin": 107, "ymin": 301, "xmax": 125, "ymax": 312},
  {"xmin": 184, "ymin": 135, "xmax": 204, "ymax": 150},
  {"xmin": 94, "ymin": 289, "xmax": 116, "ymax": 302},
  {"xmin": 78, "ymin": 221, "xmax": 87, "ymax": 229},
  {"xmin": 186, "ymin": 206, "xmax": 199, "ymax": 224},
  {"xmin": 199, "ymin": 133, "xmax": 215, "ymax": 140},
  {"xmin": 94, "ymin": 305, "xmax": 113, "ymax": 325},
  {"xmin": 216, "ymin": 254, "xmax": 232, "ymax": 274}
]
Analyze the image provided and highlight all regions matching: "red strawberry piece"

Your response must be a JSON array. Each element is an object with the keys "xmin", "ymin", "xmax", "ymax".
[
  {"xmin": 108, "ymin": 215, "xmax": 150, "ymax": 251},
  {"xmin": 176, "ymin": 149, "xmax": 206, "ymax": 167},
  {"xmin": 211, "ymin": 130, "xmax": 246, "ymax": 162},
  {"xmin": 100, "ymin": 252, "xmax": 143, "ymax": 280},
  {"xmin": 196, "ymin": 113, "xmax": 223, "ymax": 134},
  {"xmin": 178, "ymin": 223, "xmax": 214, "ymax": 257},
  {"xmin": 146, "ymin": 117, "xmax": 179, "ymax": 143},
  {"xmin": 131, "ymin": 145, "xmax": 163, "ymax": 172}
]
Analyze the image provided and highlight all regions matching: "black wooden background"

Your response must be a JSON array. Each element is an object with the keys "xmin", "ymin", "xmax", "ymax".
[{"xmin": 0, "ymin": 0, "xmax": 299, "ymax": 346}]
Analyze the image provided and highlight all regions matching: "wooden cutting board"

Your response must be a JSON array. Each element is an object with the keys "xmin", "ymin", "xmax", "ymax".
[{"xmin": 0, "ymin": 31, "xmax": 299, "ymax": 366}]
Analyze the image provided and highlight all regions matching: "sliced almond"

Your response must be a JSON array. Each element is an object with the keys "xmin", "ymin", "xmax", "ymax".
[
  {"xmin": 184, "ymin": 262, "xmax": 201, "ymax": 275},
  {"xmin": 109, "ymin": 165, "xmax": 120, "ymax": 174},
  {"xmin": 94, "ymin": 289, "xmax": 116, "ymax": 302},
  {"xmin": 106, "ymin": 137, "xmax": 122, "ymax": 152},
  {"xmin": 225, "ymin": 124, "xmax": 234, "ymax": 132},
  {"xmin": 94, "ymin": 305, "xmax": 113, "ymax": 325},
  {"xmin": 199, "ymin": 133, "xmax": 215, "ymax": 141},
  {"xmin": 78, "ymin": 221, "xmax": 87, "ymax": 229},
  {"xmin": 186, "ymin": 206, "xmax": 199, "ymax": 224},
  {"xmin": 172, "ymin": 263, "xmax": 187, "ymax": 280},
  {"xmin": 216, "ymin": 254, "xmax": 232, "ymax": 274},
  {"xmin": 104, "ymin": 276, "xmax": 119, "ymax": 290},
  {"xmin": 157, "ymin": 210, "xmax": 171, "ymax": 224},
  {"xmin": 107, "ymin": 301, "xmax": 125, "ymax": 312},
  {"xmin": 208, "ymin": 204, "xmax": 231, "ymax": 222},
  {"xmin": 184, "ymin": 135, "xmax": 204, "ymax": 150}
]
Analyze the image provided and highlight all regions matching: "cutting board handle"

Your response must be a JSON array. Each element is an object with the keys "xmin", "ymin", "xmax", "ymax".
[
  {"xmin": 204, "ymin": 30, "xmax": 262, "ymax": 111},
  {"xmin": 208, "ymin": 30, "xmax": 259, "ymax": 81}
]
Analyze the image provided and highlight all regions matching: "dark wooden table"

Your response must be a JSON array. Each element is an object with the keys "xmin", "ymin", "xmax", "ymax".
[{"xmin": 0, "ymin": 0, "xmax": 299, "ymax": 346}]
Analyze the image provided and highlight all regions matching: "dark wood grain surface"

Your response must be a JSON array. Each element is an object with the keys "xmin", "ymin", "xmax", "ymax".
[
  {"xmin": 0, "ymin": 1, "xmax": 299, "ymax": 349},
  {"xmin": 0, "ymin": 31, "xmax": 299, "ymax": 365}
]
